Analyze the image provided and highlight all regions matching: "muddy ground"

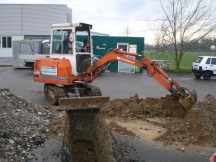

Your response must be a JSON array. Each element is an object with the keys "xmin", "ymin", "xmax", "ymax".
[
  {"xmin": 102, "ymin": 93, "xmax": 216, "ymax": 150},
  {"xmin": 0, "ymin": 88, "xmax": 216, "ymax": 161}
]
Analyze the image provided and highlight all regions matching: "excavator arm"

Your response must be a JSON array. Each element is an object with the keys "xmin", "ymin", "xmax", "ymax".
[
  {"xmin": 85, "ymin": 48, "xmax": 197, "ymax": 109},
  {"xmin": 87, "ymin": 48, "xmax": 180, "ymax": 92}
]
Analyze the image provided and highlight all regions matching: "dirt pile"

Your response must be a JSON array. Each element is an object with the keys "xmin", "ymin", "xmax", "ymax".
[
  {"xmin": 101, "ymin": 93, "xmax": 187, "ymax": 119},
  {"xmin": 102, "ymin": 94, "xmax": 216, "ymax": 147},
  {"xmin": 156, "ymin": 94, "xmax": 216, "ymax": 147},
  {"xmin": 0, "ymin": 89, "xmax": 60, "ymax": 162}
]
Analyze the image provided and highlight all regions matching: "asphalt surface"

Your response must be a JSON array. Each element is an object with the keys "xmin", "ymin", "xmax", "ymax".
[{"xmin": 0, "ymin": 59, "xmax": 215, "ymax": 162}]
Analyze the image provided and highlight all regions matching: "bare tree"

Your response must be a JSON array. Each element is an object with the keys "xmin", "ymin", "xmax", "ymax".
[
  {"xmin": 121, "ymin": 23, "xmax": 134, "ymax": 36},
  {"xmin": 154, "ymin": 30, "xmax": 167, "ymax": 55},
  {"xmin": 156, "ymin": 0, "xmax": 216, "ymax": 69}
]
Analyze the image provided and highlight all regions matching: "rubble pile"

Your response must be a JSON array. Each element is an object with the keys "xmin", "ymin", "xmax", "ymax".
[{"xmin": 0, "ymin": 89, "xmax": 58, "ymax": 162}]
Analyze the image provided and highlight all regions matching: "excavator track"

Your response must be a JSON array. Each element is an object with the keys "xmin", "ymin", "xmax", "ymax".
[
  {"xmin": 44, "ymin": 83, "xmax": 102, "ymax": 105},
  {"xmin": 44, "ymin": 84, "xmax": 66, "ymax": 105},
  {"xmin": 81, "ymin": 83, "xmax": 102, "ymax": 96}
]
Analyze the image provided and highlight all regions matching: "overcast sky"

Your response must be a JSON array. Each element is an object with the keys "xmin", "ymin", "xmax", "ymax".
[{"xmin": 1, "ymin": 0, "xmax": 160, "ymax": 44}]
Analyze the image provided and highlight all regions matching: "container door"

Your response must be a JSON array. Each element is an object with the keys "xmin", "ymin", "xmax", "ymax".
[{"xmin": 117, "ymin": 43, "xmax": 135, "ymax": 73}]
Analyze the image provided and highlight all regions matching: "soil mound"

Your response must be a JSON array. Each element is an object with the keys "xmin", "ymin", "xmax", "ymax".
[
  {"xmin": 156, "ymin": 94, "xmax": 216, "ymax": 147},
  {"xmin": 102, "ymin": 94, "xmax": 216, "ymax": 147},
  {"xmin": 101, "ymin": 93, "xmax": 187, "ymax": 119}
]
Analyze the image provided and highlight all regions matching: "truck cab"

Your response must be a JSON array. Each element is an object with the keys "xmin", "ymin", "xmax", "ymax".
[{"xmin": 50, "ymin": 23, "xmax": 93, "ymax": 76}]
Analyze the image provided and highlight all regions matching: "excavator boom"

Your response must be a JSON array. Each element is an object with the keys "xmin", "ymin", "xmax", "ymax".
[
  {"xmin": 86, "ymin": 48, "xmax": 180, "ymax": 91},
  {"xmin": 85, "ymin": 48, "xmax": 197, "ymax": 109}
]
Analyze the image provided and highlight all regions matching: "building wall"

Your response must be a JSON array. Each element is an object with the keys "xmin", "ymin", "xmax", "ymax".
[
  {"xmin": 0, "ymin": 4, "xmax": 71, "ymax": 36},
  {"xmin": 92, "ymin": 36, "xmax": 145, "ymax": 72},
  {"xmin": 0, "ymin": 4, "xmax": 22, "ymax": 36},
  {"xmin": 0, "ymin": 4, "xmax": 72, "ymax": 57}
]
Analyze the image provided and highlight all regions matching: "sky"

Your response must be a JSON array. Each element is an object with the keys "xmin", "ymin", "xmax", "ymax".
[{"xmin": 1, "ymin": 0, "xmax": 160, "ymax": 44}]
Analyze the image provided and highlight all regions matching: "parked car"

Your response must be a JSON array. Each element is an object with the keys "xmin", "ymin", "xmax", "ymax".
[{"xmin": 192, "ymin": 56, "xmax": 216, "ymax": 80}]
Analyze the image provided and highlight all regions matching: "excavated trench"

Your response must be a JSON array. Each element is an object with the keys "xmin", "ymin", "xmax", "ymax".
[{"xmin": 64, "ymin": 108, "xmax": 128, "ymax": 162}]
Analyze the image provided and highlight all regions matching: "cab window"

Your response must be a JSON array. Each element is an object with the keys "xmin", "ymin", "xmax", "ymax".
[
  {"xmin": 52, "ymin": 29, "xmax": 73, "ymax": 54},
  {"xmin": 75, "ymin": 30, "xmax": 91, "ymax": 53}
]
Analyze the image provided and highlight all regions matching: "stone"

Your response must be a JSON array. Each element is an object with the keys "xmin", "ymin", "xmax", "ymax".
[
  {"xmin": 33, "ymin": 137, "xmax": 45, "ymax": 145},
  {"xmin": 2, "ymin": 130, "xmax": 11, "ymax": 138},
  {"xmin": 8, "ymin": 139, "xmax": 14, "ymax": 144}
]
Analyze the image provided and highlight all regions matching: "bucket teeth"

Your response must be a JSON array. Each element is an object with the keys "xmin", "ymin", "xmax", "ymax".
[{"xmin": 179, "ymin": 89, "xmax": 197, "ymax": 110}]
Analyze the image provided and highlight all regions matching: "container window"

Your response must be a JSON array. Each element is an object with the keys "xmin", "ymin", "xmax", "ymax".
[
  {"xmin": 2, "ymin": 37, "xmax": 6, "ymax": 48},
  {"xmin": 7, "ymin": 37, "xmax": 11, "ymax": 48},
  {"xmin": 2, "ymin": 36, "xmax": 12, "ymax": 48}
]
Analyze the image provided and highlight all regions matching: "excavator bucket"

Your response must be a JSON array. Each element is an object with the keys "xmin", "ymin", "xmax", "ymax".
[
  {"xmin": 58, "ymin": 96, "xmax": 128, "ymax": 162},
  {"xmin": 178, "ymin": 88, "xmax": 197, "ymax": 110}
]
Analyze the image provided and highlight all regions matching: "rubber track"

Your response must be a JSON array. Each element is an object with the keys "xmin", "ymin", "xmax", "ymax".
[
  {"xmin": 44, "ymin": 84, "xmax": 66, "ymax": 105},
  {"xmin": 82, "ymin": 83, "xmax": 102, "ymax": 96},
  {"xmin": 44, "ymin": 83, "xmax": 102, "ymax": 105}
]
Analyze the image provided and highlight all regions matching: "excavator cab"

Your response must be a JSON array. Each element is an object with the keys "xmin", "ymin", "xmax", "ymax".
[{"xmin": 50, "ymin": 23, "xmax": 93, "ymax": 75}]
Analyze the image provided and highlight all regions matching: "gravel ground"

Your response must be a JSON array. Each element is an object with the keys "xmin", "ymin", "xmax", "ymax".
[{"xmin": 0, "ymin": 89, "xmax": 65, "ymax": 162}]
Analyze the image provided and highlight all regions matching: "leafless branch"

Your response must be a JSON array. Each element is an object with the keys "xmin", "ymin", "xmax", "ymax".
[{"xmin": 154, "ymin": 0, "xmax": 216, "ymax": 69}]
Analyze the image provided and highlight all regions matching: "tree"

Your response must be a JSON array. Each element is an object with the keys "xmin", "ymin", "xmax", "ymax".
[
  {"xmin": 121, "ymin": 23, "xmax": 134, "ymax": 36},
  {"xmin": 156, "ymin": 0, "xmax": 216, "ymax": 69}
]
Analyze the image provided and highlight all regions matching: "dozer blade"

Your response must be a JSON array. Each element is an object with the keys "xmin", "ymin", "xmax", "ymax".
[
  {"xmin": 179, "ymin": 89, "xmax": 197, "ymax": 110},
  {"xmin": 59, "ymin": 96, "xmax": 110, "ymax": 111}
]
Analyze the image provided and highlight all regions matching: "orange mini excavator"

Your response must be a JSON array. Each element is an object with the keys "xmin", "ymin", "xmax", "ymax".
[{"xmin": 33, "ymin": 23, "xmax": 197, "ymax": 109}]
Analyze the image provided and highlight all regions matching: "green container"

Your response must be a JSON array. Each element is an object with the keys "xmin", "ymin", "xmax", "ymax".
[
  {"xmin": 77, "ymin": 35, "xmax": 145, "ymax": 72},
  {"xmin": 135, "ymin": 66, "xmax": 140, "ymax": 73}
]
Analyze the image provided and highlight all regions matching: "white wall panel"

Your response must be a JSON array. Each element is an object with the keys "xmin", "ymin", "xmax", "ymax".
[
  {"xmin": 22, "ymin": 4, "xmax": 69, "ymax": 35},
  {"xmin": 0, "ymin": 4, "xmax": 22, "ymax": 35},
  {"xmin": 0, "ymin": 4, "xmax": 72, "ymax": 36}
]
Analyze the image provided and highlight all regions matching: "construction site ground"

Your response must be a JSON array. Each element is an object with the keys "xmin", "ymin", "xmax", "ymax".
[{"xmin": 0, "ymin": 63, "xmax": 216, "ymax": 162}]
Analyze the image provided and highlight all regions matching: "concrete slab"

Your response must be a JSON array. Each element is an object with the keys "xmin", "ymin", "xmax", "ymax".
[{"xmin": 0, "ymin": 58, "xmax": 13, "ymax": 67}]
